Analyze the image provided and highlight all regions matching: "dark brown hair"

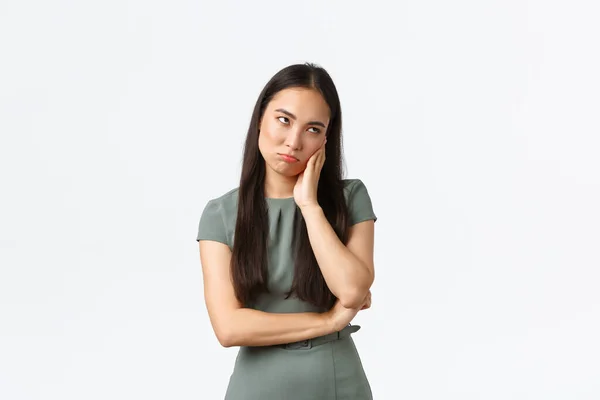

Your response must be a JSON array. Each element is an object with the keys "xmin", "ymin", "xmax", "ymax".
[{"xmin": 231, "ymin": 62, "xmax": 348, "ymax": 310}]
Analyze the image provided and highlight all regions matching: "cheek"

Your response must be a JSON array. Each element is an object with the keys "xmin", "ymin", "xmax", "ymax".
[
  {"xmin": 258, "ymin": 134, "xmax": 273, "ymax": 157},
  {"xmin": 259, "ymin": 122, "xmax": 284, "ymax": 145},
  {"xmin": 258, "ymin": 130, "xmax": 281, "ymax": 161},
  {"xmin": 305, "ymin": 141, "xmax": 323, "ymax": 157}
]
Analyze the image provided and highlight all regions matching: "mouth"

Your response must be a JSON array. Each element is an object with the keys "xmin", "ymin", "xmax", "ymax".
[{"xmin": 278, "ymin": 153, "xmax": 299, "ymax": 163}]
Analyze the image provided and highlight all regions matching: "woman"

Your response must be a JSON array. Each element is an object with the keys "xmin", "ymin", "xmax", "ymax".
[{"xmin": 196, "ymin": 62, "xmax": 377, "ymax": 399}]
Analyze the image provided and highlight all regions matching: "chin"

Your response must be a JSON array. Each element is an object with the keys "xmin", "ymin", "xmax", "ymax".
[
  {"xmin": 271, "ymin": 162, "xmax": 301, "ymax": 177},
  {"xmin": 278, "ymin": 168, "xmax": 301, "ymax": 178}
]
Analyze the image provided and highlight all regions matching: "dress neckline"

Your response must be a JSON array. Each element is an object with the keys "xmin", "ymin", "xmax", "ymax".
[{"xmin": 265, "ymin": 196, "xmax": 295, "ymax": 201}]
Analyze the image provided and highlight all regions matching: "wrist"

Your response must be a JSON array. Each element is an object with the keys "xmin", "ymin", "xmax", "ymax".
[
  {"xmin": 299, "ymin": 203, "xmax": 323, "ymax": 217},
  {"xmin": 320, "ymin": 309, "xmax": 335, "ymax": 334}
]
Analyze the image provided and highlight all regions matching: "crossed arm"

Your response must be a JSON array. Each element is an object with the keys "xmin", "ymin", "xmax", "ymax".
[{"xmin": 199, "ymin": 216, "xmax": 375, "ymax": 347}]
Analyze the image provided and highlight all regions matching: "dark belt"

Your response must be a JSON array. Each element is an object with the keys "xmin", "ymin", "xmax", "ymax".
[{"xmin": 281, "ymin": 324, "xmax": 361, "ymax": 350}]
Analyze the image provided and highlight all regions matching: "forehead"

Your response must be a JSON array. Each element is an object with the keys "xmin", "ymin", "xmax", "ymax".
[{"xmin": 267, "ymin": 87, "xmax": 330, "ymax": 121}]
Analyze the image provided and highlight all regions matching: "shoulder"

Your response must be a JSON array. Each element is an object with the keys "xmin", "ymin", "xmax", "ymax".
[
  {"xmin": 196, "ymin": 187, "xmax": 239, "ymax": 247},
  {"xmin": 341, "ymin": 178, "xmax": 377, "ymax": 225},
  {"xmin": 342, "ymin": 178, "xmax": 369, "ymax": 195},
  {"xmin": 205, "ymin": 186, "xmax": 239, "ymax": 214}
]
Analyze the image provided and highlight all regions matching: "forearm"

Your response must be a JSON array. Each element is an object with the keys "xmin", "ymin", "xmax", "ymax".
[
  {"xmin": 301, "ymin": 205, "xmax": 373, "ymax": 307},
  {"xmin": 218, "ymin": 308, "xmax": 333, "ymax": 348}
]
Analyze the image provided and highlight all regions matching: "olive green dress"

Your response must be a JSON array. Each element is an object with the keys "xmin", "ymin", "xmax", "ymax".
[{"xmin": 196, "ymin": 179, "xmax": 377, "ymax": 400}]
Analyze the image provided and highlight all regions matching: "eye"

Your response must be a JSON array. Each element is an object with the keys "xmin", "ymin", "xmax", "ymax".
[
  {"xmin": 308, "ymin": 127, "xmax": 321, "ymax": 134},
  {"xmin": 277, "ymin": 116, "xmax": 289, "ymax": 124}
]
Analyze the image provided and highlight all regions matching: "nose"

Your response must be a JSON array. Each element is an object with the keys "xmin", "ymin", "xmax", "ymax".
[{"xmin": 284, "ymin": 128, "xmax": 302, "ymax": 150}]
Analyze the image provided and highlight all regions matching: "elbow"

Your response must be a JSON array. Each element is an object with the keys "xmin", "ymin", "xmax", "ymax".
[
  {"xmin": 213, "ymin": 309, "xmax": 244, "ymax": 347},
  {"xmin": 217, "ymin": 335, "xmax": 235, "ymax": 348},
  {"xmin": 338, "ymin": 277, "xmax": 374, "ymax": 309},
  {"xmin": 339, "ymin": 287, "xmax": 369, "ymax": 309},
  {"xmin": 339, "ymin": 296, "xmax": 363, "ymax": 309},
  {"xmin": 215, "ymin": 326, "xmax": 236, "ymax": 348}
]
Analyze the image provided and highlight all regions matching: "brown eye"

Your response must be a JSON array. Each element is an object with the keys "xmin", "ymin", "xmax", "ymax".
[
  {"xmin": 308, "ymin": 127, "xmax": 321, "ymax": 134},
  {"xmin": 277, "ymin": 116, "xmax": 289, "ymax": 124}
]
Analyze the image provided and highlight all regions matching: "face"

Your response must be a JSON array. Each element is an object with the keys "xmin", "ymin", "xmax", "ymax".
[{"xmin": 258, "ymin": 87, "xmax": 330, "ymax": 177}]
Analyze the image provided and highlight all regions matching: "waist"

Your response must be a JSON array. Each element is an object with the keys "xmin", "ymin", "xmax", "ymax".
[{"xmin": 280, "ymin": 323, "xmax": 361, "ymax": 350}]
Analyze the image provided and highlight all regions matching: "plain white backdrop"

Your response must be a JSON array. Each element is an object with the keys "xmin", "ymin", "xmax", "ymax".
[{"xmin": 1, "ymin": 0, "xmax": 599, "ymax": 399}]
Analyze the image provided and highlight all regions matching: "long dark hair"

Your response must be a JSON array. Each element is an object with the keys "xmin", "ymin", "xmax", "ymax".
[{"xmin": 231, "ymin": 62, "xmax": 348, "ymax": 310}]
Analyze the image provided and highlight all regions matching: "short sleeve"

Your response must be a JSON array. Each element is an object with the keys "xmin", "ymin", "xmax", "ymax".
[
  {"xmin": 196, "ymin": 199, "xmax": 229, "ymax": 245},
  {"xmin": 347, "ymin": 179, "xmax": 377, "ymax": 226}
]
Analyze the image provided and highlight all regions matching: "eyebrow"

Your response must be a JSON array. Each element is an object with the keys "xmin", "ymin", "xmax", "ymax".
[{"xmin": 274, "ymin": 108, "xmax": 326, "ymax": 128}]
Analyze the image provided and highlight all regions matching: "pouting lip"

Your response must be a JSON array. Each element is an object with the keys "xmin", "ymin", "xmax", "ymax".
[{"xmin": 278, "ymin": 153, "xmax": 299, "ymax": 161}]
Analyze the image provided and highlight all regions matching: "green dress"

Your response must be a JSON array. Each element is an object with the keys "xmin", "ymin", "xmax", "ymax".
[{"xmin": 196, "ymin": 179, "xmax": 377, "ymax": 400}]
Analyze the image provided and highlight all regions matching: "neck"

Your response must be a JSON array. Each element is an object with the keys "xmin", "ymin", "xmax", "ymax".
[{"xmin": 264, "ymin": 165, "xmax": 297, "ymax": 198}]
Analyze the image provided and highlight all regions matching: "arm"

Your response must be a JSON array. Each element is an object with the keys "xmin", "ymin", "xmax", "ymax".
[
  {"xmin": 199, "ymin": 240, "xmax": 336, "ymax": 348},
  {"xmin": 300, "ymin": 205, "xmax": 375, "ymax": 309}
]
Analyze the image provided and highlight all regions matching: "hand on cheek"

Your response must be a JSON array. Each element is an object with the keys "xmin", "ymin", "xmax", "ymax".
[{"xmin": 293, "ymin": 139, "xmax": 327, "ymax": 209}]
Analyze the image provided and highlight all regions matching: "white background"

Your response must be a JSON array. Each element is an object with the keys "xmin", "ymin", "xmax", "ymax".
[{"xmin": 1, "ymin": 0, "xmax": 599, "ymax": 399}]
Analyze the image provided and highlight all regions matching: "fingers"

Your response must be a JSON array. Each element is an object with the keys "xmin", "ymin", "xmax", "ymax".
[
  {"xmin": 317, "ymin": 139, "xmax": 327, "ymax": 170},
  {"xmin": 308, "ymin": 147, "xmax": 321, "ymax": 168},
  {"xmin": 304, "ymin": 153, "xmax": 317, "ymax": 179},
  {"xmin": 307, "ymin": 140, "xmax": 326, "ymax": 172},
  {"xmin": 302, "ymin": 139, "xmax": 327, "ymax": 186}
]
